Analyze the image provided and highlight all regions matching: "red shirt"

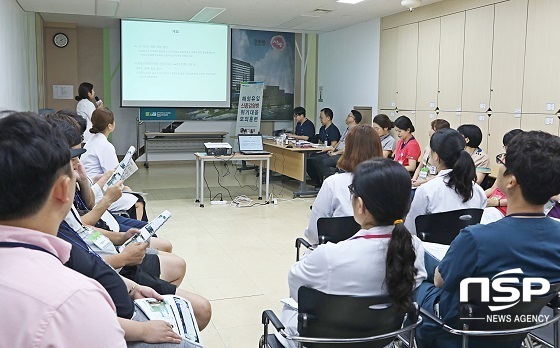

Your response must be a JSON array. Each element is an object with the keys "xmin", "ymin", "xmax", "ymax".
[
  {"xmin": 394, "ymin": 137, "xmax": 421, "ymax": 168},
  {"xmin": 488, "ymin": 187, "xmax": 507, "ymax": 216}
]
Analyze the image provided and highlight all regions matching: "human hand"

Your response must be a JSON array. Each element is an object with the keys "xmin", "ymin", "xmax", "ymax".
[
  {"xmin": 74, "ymin": 161, "xmax": 88, "ymax": 183},
  {"xmin": 130, "ymin": 284, "xmax": 163, "ymax": 301},
  {"xmin": 95, "ymin": 170, "xmax": 114, "ymax": 188},
  {"xmin": 104, "ymin": 180, "xmax": 123, "ymax": 203},
  {"xmin": 96, "ymin": 100, "xmax": 104, "ymax": 109},
  {"xmin": 120, "ymin": 241, "xmax": 148, "ymax": 265},
  {"xmin": 121, "ymin": 228, "xmax": 140, "ymax": 245},
  {"xmin": 140, "ymin": 320, "xmax": 182, "ymax": 344},
  {"xmin": 411, "ymin": 179, "xmax": 425, "ymax": 188}
]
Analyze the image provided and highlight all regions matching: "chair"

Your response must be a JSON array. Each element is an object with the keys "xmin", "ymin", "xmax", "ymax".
[
  {"xmin": 260, "ymin": 286, "xmax": 422, "ymax": 348},
  {"xmin": 295, "ymin": 217, "xmax": 361, "ymax": 261},
  {"xmin": 419, "ymin": 282, "xmax": 560, "ymax": 348},
  {"xmin": 415, "ymin": 208, "xmax": 483, "ymax": 245}
]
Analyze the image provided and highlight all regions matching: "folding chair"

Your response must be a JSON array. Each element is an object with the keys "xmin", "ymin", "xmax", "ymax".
[
  {"xmin": 260, "ymin": 286, "xmax": 422, "ymax": 348},
  {"xmin": 415, "ymin": 208, "xmax": 483, "ymax": 245},
  {"xmin": 419, "ymin": 282, "xmax": 560, "ymax": 348},
  {"xmin": 295, "ymin": 216, "xmax": 361, "ymax": 261}
]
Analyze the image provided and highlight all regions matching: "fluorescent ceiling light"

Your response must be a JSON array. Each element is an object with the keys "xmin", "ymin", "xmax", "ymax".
[
  {"xmin": 96, "ymin": 0, "xmax": 120, "ymax": 16},
  {"xmin": 189, "ymin": 7, "xmax": 226, "ymax": 22},
  {"xmin": 336, "ymin": 0, "xmax": 365, "ymax": 4}
]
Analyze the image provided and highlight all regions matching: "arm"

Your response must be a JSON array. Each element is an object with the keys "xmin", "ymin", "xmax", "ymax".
[
  {"xmin": 287, "ymin": 133, "xmax": 310, "ymax": 141},
  {"xmin": 411, "ymin": 148, "xmax": 425, "ymax": 181},
  {"xmin": 475, "ymin": 172, "xmax": 486, "ymax": 185},
  {"xmin": 434, "ymin": 267, "xmax": 444, "ymax": 288},
  {"xmin": 103, "ymin": 241, "xmax": 148, "ymax": 269},
  {"xmin": 75, "ymin": 161, "xmax": 95, "ymax": 209},
  {"xmin": 304, "ymin": 181, "xmax": 335, "ymax": 245},
  {"xmin": 99, "ymin": 142, "xmax": 120, "ymax": 173},
  {"xmin": 330, "ymin": 140, "xmax": 338, "ymax": 150},
  {"xmin": 382, "ymin": 150, "xmax": 392, "ymax": 158},
  {"xmin": 79, "ymin": 182, "xmax": 123, "ymax": 226},
  {"xmin": 404, "ymin": 186, "xmax": 429, "ymax": 236},
  {"xmin": 288, "ymin": 246, "xmax": 330, "ymax": 301},
  {"xmin": 404, "ymin": 159, "xmax": 418, "ymax": 173},
  {"xmin": 118, "ymin": 318, "xmax": 182, "ymax": 344}
]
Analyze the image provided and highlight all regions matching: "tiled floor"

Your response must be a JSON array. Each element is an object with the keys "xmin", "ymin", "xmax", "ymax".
[{"xmin": 127, "ymin": 162, "xmax": 316, "ymax": 347}]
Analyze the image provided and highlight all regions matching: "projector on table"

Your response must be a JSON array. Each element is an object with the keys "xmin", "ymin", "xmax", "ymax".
[{"xmin": 204, "ymin": 142, "xmax": 232, "ymax": 156}]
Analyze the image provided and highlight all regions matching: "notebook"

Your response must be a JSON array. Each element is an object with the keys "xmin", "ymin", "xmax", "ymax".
[{"xmin": 238, "ymin": 134, "xmax": 270, "ymax": 155}]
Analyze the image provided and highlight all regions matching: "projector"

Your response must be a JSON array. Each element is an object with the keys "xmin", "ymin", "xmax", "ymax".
[{"xmin": 204, "ymin": 142, "xmax": 232, "ymax": 156}]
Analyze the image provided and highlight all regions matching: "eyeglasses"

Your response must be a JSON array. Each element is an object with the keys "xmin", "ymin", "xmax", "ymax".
[
  {"xmin": 496, "ymin": 153, "xmax": 506, "ymax": 166},
  {"xmin": 348, "ymin": 184, "xmax": 356, "ymax": 200}
]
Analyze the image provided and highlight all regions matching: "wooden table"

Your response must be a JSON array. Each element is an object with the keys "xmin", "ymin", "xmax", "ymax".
[
  {"xmin": 143, "ymin": 131, "xmax": 227, "ymax": 168},
  {"xmin": 261, "ymin": 140, "xmax": 332, "ymax": 198},
  {"xmin": 194, "ymin": 152, "xmax": 271, "ymax": 208}
]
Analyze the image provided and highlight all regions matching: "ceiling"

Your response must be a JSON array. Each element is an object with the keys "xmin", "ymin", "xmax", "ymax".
[{"xmin": 18, "ymin": 0, "xmax": 442, "ymax": 33}]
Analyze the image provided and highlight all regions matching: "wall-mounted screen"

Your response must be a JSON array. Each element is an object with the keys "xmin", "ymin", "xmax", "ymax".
[{"xmin": 121, "ymin": 19, "xmax": 231, "ymax": 108}]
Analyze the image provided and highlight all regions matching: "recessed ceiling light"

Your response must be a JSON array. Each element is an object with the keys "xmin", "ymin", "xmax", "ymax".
[
  {"xmin": 336, "ymin": 0, "xmax": 364, "ymax": 4},
  {"xmin": 189, "ymin": 7, "xmax": 225, "ymax": 22}
]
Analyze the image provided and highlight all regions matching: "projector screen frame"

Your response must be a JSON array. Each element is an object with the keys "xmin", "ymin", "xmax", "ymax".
[{"xmin": 120, "ymin": 18, "xmax": 232, "ymax": 109}]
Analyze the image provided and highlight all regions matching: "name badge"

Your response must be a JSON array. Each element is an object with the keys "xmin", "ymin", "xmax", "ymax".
[
  {"xmin": 429, "ymin": 166, "xmax": 437, "ymax": 175},
  {"xmin": 86, "ymin": 227, "xmax": 112, "ymax": 250}
]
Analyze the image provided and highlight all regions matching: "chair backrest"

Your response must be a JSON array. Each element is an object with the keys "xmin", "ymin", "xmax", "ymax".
[
  {"xmin": 317, "ymin": 217, "xmax": 361, "ymax": 245},
  {"xmin": 415, "ymin": 208, "xmax": 483, "ymax": 245},
  {"xmin": 459, "ymin": 282, "xmax": 560, "ymax": 343},
  {"xmin": 297, "ymin": 286, "xmax": 413, "ymax": 348}
]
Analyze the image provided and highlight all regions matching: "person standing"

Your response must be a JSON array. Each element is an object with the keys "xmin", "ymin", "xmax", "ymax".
[{"xmin": 75, "ymin": 82, "xmax": 103, "ymax": 143}]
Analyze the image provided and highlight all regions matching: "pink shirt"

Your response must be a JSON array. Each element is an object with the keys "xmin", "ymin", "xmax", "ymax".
[{"xmin": 0, "ymin": 226, "xmax": 126, "ymax": 348}]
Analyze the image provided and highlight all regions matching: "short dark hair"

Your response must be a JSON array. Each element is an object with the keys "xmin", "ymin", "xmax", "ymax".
[
  {"xmin": 75, "ymin": 82, "xmax": 93, "ymax": 101},
  {"xmin": 0, "ymin": 112, "xmax": 71, "ymax": 220},
  {"xmin": 505, "ymin": 131, "xmax": 560, "ymax": 205},
  {"xmin": 293, "ymin": 106, "xmax": 306, "ymax": 117},
  {"xmin": 351, "ymin": 110, "xmax": 362, "ymax": 124},
  {"xmin": 373, "ymin": 114, "xmax": 393, "ymax": 130},
  {"xmin": 430, "ymin": 119, "xmax": 450, "ymax": 131},
  {"xmin": 394, "ymin": 115, "xmax": 415, "ymax": 133},
  {"xmin": 321, "ymin": 108, "xmax": 333, "ymax": 120},
  {"xmin": 45, "ymin": 113, "xmax": 83, "ymax": 147},
  {"xmin": 457, "ymin": 124, "xmax": 483, "ymax": 148},
  {"xmin": 58, "ymin": 109, "xmax": 87, "ymax": 135},
  {"xmin": 503, "ymin": 129, "xmax": 524, "ymax": 147}
]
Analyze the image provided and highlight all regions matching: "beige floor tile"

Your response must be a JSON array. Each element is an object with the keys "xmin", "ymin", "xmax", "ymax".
[
  {"xmin": 189, "ymin": 273, "xmax": 262, "ymax": 301},
  {"xmin": 199, "ymin": 323, "xmax": 227, "ymax": 348},
  {"xmin": 217, "ymin": 324, "xmax": 265, "ymax": 348},
  {"xmin": 210, "ymin": 295, "xmax": 275, "ymax": 330}
]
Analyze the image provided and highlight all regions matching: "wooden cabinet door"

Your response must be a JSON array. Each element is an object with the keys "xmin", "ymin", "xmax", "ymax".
[
  {"xmin": 438, "ymin": 12, "xmax": 466, "ymax": 112},
  {"xmin": 396, "ymin": 23, "xmax": 419, "ymax": 111},
  {"xmin": 416, "ymin": 18, "xmax": 441, "ymax": 111},
  {"xmin": 487, "ymin": 113, "xmax": 522, "ymax": 160},
  {"xmin": 379, "ymin": 28, "xmax": 398, "ymax": 110}
]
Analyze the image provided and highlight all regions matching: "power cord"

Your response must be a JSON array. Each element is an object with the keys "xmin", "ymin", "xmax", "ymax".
[{"xmin": 230, "ymin": 195, "xmax": 268, "ymax": 208}]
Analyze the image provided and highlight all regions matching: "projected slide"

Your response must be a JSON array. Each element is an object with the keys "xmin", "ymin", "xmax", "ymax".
[{"xmin": 121, "ymin": 19, "xmax": 230, "ymax": 108}]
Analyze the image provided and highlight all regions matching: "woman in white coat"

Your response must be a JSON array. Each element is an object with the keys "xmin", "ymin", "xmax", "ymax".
[
  {"xmin": 405, "ymin": 128, "xmax": 487, "ymax": 236},
  {"xmin": 75, "ymin": 82, "xmax": 102, "ymax": 143},
  {"xmin": 304, "ymin": 124, "xmax": 383, "ymax": 245},
  {"xmin": 277, "ymin": 159, "xmax": 427, "ymax": 348}
]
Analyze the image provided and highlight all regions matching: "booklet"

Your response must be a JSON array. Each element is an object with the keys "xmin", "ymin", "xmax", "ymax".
[
  {"xmin": 422, "ymin": 241, "xmax": 450, "ymax": 262},
  {"xmin": 118, "ymin": 210, "xmax": 172, "ymax": 252},
  {"xmin": 103, "ymin": 146, "xmax": 137, "ymax": 191},
  {"xmin": 135, "ymin": 295, "xmax": 203, "ymax": 347}
]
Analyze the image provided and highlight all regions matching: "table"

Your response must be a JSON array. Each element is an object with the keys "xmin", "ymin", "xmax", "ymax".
[
  {"xmin": 143, "ymin": 131, "xmax": 227, "ymax": 168},
  {"xmin": 261, "ymin": 140, "xmax": 331, "ymax": 198},
  {"xmin": 194, "ymin": 152, "xmax": 271, "ymax": 208}
]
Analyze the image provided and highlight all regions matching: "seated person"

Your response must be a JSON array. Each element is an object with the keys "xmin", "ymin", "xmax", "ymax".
[
  {"xmin": 286, "ymin": 106, "xmax": 315, "ymax": 141},
  {"xmin": 372, "ymin": 113, "xmax": 397, "ymax": 158},
  {"xmin": 312, "ymin": 109, "xmax": 362, "ymax": 184},
  {"xmin": 393, "ymin": 115, "xmax": 421, "ymax": 173},
  {"xmin": 481, "ymin": 129, "xmax": 524, "ymax": 224},
  {"xmin": 457, "ymin": 124, "xmax": 490, "ymax": 185},
  {"xmin": 304, "ymin": 125, "xmax": 383, "ymax": 245},
  {"xmin": 415, "ymin": 130, "xmax": 560, "ymax": 348},
  {"xmin": 277, "ymin": 158, "xmax": 427, "ymax": 348},
  {"xmin": 307, "ymin": 108, "xmax": 341, "ymax": 186},
  {"xmin": 412, "ymin": 119, "xmax": 451, "ymax": 187},
  {"xmin": 405, "ymin": 129, "xmax": 487, "ymax": 235},
  {"xmin": 0, "ymin": 111, "xmax": 126, "ymax": 347}
]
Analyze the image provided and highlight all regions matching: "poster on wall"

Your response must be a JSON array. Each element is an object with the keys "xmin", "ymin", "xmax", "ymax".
[
  {"xmin": 235, "ymin": 82, "xmax": 264, "ymax": 135},
  {"xmin": 157, "ymin": 29, "xmax": 294, "ymax": 122}
]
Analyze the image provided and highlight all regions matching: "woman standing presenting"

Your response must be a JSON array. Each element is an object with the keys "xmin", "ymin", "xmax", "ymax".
[{"xmin": 75, "ymin": 82, "xmax": 103, "ymax": 143}]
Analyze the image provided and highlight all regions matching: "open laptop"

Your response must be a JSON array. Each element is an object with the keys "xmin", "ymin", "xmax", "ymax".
[{"xmin": 238, "ymin": 134, "xmax": 270, "ymax": 155}]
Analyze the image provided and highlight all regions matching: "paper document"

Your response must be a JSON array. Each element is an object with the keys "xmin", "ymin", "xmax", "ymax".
[
  {"xmin": 103, "ymin": 146, "xmax": 136, "ymax": 191},
  {"xmin": 280, "ymin": 298, "xmax": 298, "ymax": 310},
  {"xmin": 422, "ymin": 242, "xmax": 450, "ymax": 262},
  {"xmin": 136, "ymin": 295, "xmax": 203, "ymax": 347},
  {"xmin": 118, "ymin": 210, "xmax": 172, "ymax": 252}
]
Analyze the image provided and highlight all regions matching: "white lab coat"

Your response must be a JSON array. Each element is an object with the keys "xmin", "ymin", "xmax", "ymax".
[
  {"xmin": 304, "ymin": 172, "xmax": 355, "ymax": 245},
  {"xmin": 405, "ymin": 169, "xmax": 487, "ymax": 235},
  {"xmin": 76, "ymin": 99, "xmax": 96, "ymax": 143},
  {"xmin": 276, "ymin": 226, "xmax": 427, "ymax": 348},
  {"xmin": 81, "ymin": 133, "xmax": 119, "ymax": 178}
]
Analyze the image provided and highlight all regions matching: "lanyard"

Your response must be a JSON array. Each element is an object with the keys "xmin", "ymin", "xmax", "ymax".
[
  {"xmin": 350, "ymin": 233, "xmax": 393, "ymax": 240},
  {"xmin": 0, "ymin": 241, "xmax": 60, "ymax": 261},
  {"xmin": 59, "ymin": 221, "xmax": 110, "ymax": 265}
]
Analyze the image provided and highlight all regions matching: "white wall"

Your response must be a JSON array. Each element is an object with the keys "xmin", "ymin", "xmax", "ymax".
[
  {"xmin": 0, "ymin": 0, "xmax": 37, "ymax": 111},
  {"xmin": 317, "ymin": 19, "xmax": 381, "ymax": 132}
]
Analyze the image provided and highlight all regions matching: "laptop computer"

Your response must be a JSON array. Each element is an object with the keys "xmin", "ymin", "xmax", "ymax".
[{"xmin": 238, "ymin": 134, "xmax": 270, "ymax": 155}]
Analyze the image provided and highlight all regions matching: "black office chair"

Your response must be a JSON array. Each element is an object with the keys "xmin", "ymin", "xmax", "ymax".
[
  {"xmin": 295, "ymin": 216, "xmax": 361, "ymax": 261},
  {"xmin": 419, "ymin": 282, "xmax": 560, "ymax": 348},
  {"xmin": 415, "ymin": 208, "xmax": 483, "ymax": 245},
  {"xmin": 260, "ymin": 286, "xmax": 422, "ymax": 348}
]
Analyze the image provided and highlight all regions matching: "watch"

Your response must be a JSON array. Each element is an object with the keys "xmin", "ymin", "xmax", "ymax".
[{"xmin": 53, "ymin": 33, "xmax": 69, "ymax": 48}]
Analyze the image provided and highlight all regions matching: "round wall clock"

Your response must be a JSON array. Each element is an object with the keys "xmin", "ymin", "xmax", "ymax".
[{"xmin": 53, "ymin": 33, "xmax": 69, "ymax": 48}]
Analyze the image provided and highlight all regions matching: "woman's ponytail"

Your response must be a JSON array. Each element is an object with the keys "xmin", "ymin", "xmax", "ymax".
[
  {"xmin": 449, "ymin": 150, "xmax": 475, "ymax": 202},
  {"xmin": 386, "ymin": 222, "xmax": 417, "ymax": 311}
]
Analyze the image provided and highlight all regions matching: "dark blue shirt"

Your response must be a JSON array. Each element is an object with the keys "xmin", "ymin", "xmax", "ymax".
[
  {"xmin": 318, "ymin": 124, "xmax": 341, "ymax": 145},
  {"xmin": 295, "ymin": 118, "xmax": 315, "ymax": 141}
]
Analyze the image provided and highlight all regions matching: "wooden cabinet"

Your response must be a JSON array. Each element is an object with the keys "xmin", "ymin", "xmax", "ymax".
[
  {"xmin": 396, "ymin": 23, "xmax": 419, "ymax": 111},
  {"xmin": 379, "ymin": 28, "xmax": 398, "ymax": 110},
  {"xmin": 414, "ymin": 110, "xmax": 438, "ymax": 149},
  {"xmin": 487, "ymin": 113, "xmax": 522, "ymax": 160},
  {"xmin": 520, "ymin": 114, "xmax": 560, "ymax": 136},
  {"xmin": 416, "ymin": 18, "xmax": 440, "ymax": 111},
  {"xmin": 437, "ymin": 111, "xmax": 462, "ymax": 131},
  {"xmin": 462, "ymin": 5, "xmax": 494, "ymax": 113},
  {"xmin": 522, "ymin": 0, "xmax": 560, "ymax": 114},
  {"xmin": 490, "ymin": 0, "xmax": 527, "ymax": 114},
  {"xmin": 438, "ymin": 12, "xmax": 465, "ymax": 112}
]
